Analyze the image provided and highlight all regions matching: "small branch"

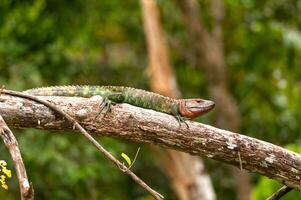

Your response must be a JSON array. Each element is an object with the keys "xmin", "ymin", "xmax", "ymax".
[
  {"xmin": 0, "ymin": 115, "xmax": 34, "ymax": 200},
  {"xmin": 0, "ymin": 94, "xmax": 301, "ymax": 190},
  {"xmin": 0, "ymin": 90, "xmax": 163, "ymax": 200},
  {"xmin": 266, "ymin": 186, "xmax": 293, "ymax": 200}
]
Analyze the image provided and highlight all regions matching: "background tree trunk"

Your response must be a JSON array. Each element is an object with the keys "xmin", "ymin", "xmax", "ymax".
[
  {"xmin": 174, "ymin": 0, "xmax": 252, "ymax": 199},
  {"xmin": 141, "ymin": 0, "xmax": 216, "ymax": 199}
]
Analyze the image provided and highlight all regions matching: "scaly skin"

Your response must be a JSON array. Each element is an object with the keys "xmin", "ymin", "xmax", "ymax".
[{"xmin": 24, "ymin": 85, "xmax": 215, "ymax": 119}]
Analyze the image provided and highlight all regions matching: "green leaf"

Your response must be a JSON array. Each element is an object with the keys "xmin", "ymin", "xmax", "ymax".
[{"xmin": 121, "ymin": 153, "xmax": 131, "ymax": 166}]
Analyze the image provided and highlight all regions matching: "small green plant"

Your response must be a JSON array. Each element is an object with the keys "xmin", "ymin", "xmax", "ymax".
[
  {"xmin": 121, "ymin": 147, "xmax": 141, "ymax": 168},
  {"xmin": 121, "ymin": 153, "xmax": 132, "ymax": 166}
]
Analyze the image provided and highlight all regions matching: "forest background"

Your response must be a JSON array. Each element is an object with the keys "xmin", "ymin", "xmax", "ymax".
[{"xmin": 0, "ymin": 0, "xmax": 301, "ymax": 199}]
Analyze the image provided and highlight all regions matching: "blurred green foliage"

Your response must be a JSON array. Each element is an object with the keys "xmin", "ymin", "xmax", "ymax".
[{"xmin": 0, "ymin": 0, "xmax": 300, "ymax": 199}]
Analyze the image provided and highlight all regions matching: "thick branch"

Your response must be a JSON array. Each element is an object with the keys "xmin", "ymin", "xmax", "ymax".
[{"xmin": 0, "ymin": 95, "xmax": 301, "ymax": 190}]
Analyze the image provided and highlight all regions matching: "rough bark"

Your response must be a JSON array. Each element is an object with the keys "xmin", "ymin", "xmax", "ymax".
[
  {"xmin": 141, "ymin": 0, "xmax": 215, "ymax": 199},
  {"xmin": 174, "ymin": 0, "xmax": 252, "ymax": 199},
  {"xmin": 0, "ymin": 95, "xmax": 300, "ymax": 190}
]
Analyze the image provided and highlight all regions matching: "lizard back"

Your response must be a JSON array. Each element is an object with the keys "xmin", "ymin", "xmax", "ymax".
[{"xmin": 24, "ymin": 85, "xmax": 179, "ymax": 115}]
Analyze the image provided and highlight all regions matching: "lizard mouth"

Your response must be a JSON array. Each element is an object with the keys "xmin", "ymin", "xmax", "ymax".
[{"xmin": 189, "ymin": 100, "xmax": 215, "ymax": 111}]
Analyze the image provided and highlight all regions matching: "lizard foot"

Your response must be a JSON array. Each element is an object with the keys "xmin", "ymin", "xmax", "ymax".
[
  {"xmin": 94, "ymin": 93, "xmax": 123, "ymax": 119},
  {"xmin": 96, "ymin": 97, "xmax": 116, "ymax": 118},
  {"xmin": 175, "ymin": 115, "xmax": 189, "ymax": 128}
]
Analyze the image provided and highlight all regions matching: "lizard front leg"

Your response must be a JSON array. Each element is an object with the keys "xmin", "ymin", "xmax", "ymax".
[{"xmin": 175, "ymin": 115, "xmax": 189, "ymax": 128}]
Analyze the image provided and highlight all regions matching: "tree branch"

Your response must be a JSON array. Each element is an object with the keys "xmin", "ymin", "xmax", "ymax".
[
  {"xmin": 0, "ymin": 94, "xmax": 300, "ymax": 190},
  {"xmin": 0, "ymin": 115, "xmax": 34, "ymax": 200}
]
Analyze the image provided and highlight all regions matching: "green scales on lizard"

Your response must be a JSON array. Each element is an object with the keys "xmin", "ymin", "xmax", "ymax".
[{"xmin": 24, "ymin": 85, "xmax": 215, "ymax": 120}]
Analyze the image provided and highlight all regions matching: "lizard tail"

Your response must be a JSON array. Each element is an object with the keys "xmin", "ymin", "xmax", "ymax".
[{"xmin": 24, "ymin": 85, "xmax": 100, "ymax": 97}]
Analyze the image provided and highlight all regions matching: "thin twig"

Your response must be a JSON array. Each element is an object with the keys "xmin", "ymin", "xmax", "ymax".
[
  {"xmin": 266, "ymin": 185, "xmax": 293, "ymax": 200},
  {"xmin": 238, "ymin": 151, "xmax": 242, "ymax": 170},
  {"xmin": 1, "ymin": 89, "xmax": 164, "ymax": 200},
  {"xmin": 130, "ymin": 147, "xmax": 141, "ymax": 169},
  {"xmin": 0, "ymin": 115, "xmax": 34, "ymax": 200}
]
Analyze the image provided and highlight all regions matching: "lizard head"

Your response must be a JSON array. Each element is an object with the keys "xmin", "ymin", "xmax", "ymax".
[{"xmin": 178, "ymin": 99, "xmax": 215, "ymax": 119}]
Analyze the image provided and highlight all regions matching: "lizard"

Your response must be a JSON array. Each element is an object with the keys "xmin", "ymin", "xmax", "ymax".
[{"xmin": 24, "ymin": 85, "xmax": 215, "ymax": 121}]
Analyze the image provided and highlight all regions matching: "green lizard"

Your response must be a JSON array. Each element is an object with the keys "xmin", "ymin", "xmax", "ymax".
[{"xmin": 24, "ymin": 85, "xmax": 215, "ymax": 121}]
